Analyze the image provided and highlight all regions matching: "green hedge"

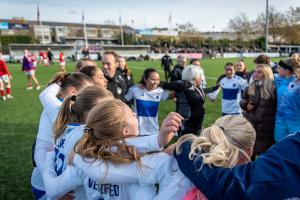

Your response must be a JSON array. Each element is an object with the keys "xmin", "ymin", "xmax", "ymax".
[{"xmin": 0, "ymin": 35, "xmax": 37, "ymax": 53}]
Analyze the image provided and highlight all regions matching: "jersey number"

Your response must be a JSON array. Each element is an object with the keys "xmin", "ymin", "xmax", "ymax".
[{"xmin": 54, "ymin": 148, "xmax": 65, "ymax": 176}]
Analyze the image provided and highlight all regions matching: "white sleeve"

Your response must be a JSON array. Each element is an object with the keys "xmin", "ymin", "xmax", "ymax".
[
  {"xmin": 239, "ymin": 78, "xmax": 248, "ymax": 90},
  {"xmin": 128, "ymin": 153, "xmax": 174, "ymax": 200},
  {"xmin": 161, "ymin": 89, "xmax": 169, "ymax": 101},
  {"xmin": 200, "ymin": 68, "xmax": 207, "ymax": 88},
  {"xmin": 73, "ymin": 154, "xmax": 140, "ymax": 184},
  {"xmin": 137, "ymin": 153, "xmax": 172, "ymax": 184},
  {"xmin": 39, "ymin": 83, "xmax": 61, "ymax": 121},
  {"xmin": 42, "ymin": 151, "xmax": 84, "ymax": 200},
  {"xmin": 125, "ymin": 135, "xmax": 161, "ymax": 152},
  {"xmin": 154, "ymin": 158, "xmax": 193, "ymax": 200},
  {"xmin": 207, "ymin": 87, "xmax": 221, "ymax": 101},
  {"xmin": 34, "ymin": 139, "xmax": 54, "ymax": 174},
  {"xmin": 125, "ymin": 86, "xmax": 135, "ymax": 101}
]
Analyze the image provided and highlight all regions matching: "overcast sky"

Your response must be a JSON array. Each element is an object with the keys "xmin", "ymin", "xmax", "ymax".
[{"xmin": 0, "ymin": 0, "xmax": 299, "ymax": 31}]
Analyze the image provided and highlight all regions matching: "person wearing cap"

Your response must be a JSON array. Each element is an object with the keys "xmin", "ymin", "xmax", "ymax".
[{"xmin": 275, "ymin": 56, "xmax": 300, "ymax": 141}]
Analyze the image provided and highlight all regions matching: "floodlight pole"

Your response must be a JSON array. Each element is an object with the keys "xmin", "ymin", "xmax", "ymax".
[
  {"xmin": 82, "ymin": 7, "xmax": 88, "ymax": 49},
  {"xmin": 37, "ymin": 4, "xmax": 45, "ymax": 45},
  {"xmin": 265, "ymin": 0, "xmax": 269, "ymax": 53},
  {"xmin": 119, "ymin": 11, "xmax": 124, "ymax": 46}
]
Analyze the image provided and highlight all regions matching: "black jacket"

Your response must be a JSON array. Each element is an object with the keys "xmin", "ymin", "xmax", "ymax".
[
  {"xmin": 105, "ymin": 71, "xmax": 128, "ymax": 103},
  {"xmin": 240, "ymin": 83, "xmax": 276, "ymax": 156},
  {"xmin": 161, "ymin": 55, "xmax": 173, "ymax": 69},
  {"xmin": 161, "ymin": 80, "xmax": 219, "ymax": 134},
  {"xmin": 169, "ymin": 64, "xmax": 184, "ymax": 82},
  {"xmin": 116, "ymin": 68, "xmax": 134, "ymax": 93}
]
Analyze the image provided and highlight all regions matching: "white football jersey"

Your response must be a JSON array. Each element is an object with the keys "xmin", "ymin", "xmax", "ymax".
[
  {"xmin": 219, "ymin": 75, "xmax": 247, "ymax": 114},
  {"xmin": 125, "ymin": 86, "xmax": 169, "ymax": 135}
]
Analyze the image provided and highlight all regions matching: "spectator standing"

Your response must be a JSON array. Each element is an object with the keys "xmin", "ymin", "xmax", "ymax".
[
  {"xmin": 170, "ymin": 55, "xmax": 187, "ymax": 82},
  {"xmin": 117, "ymin": 56, "xmax": 134, "ymax": 90},
  {"xmin": 47, "ymin": 48, "xmax": 54, "ymax": 66},
  {"xmin": 161, "ymin": 52, "xmax": 173, "ymax": 81},
  {"xmin": 240, "ymin": 64, "xmax": 276, "ymax": 159}
]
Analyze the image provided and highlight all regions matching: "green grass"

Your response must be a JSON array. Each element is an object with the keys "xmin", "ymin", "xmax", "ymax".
[{"xmin": 0, "ymin": 57, "xmax": 281, "ymax": 199}]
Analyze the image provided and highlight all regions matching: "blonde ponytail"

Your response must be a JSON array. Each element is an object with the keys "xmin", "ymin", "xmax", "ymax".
[{"xmin": 177, "ymin": 115, "xmax": 256, "ymax": 168}]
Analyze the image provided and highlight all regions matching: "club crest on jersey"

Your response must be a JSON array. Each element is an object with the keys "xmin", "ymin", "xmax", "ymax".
[{"xmin": 117, "ymin": 87, "xmax": 122, "ymax": 94}]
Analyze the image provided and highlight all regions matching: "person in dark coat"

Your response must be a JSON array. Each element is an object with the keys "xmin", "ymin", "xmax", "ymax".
[
  {"xmin": 169, "ymin": 55, "xmax": 186, "ymax": 82},
  {"xmin": 161, "ymin": 52, "xmax": 173, "ymax": 81},
  {"xmin": 117, "ymin": 56, "xmax": 134, "ymax": 91},
  {"xmin": 47, "ymin": 48, "xmax": 54, "ymax": 66},
  {"xmin": 101, "ymin": 51, "xmax": 128, "ymax": 104},
  {"xmin": 174, "ymin": 131, "xmax": 300, "ymax": 200},
  {"xmin": 240, "ymin": 64, "xmax": 276, "ymax": 159},
  {"xmin": 161, "ymin": 65, "xmax": 219, "ymax": 136}
]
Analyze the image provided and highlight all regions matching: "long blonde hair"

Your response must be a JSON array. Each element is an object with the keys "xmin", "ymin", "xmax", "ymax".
[
  {"xmin": 248, "ymin": 64, "xmax": 275, "ymax": 99},
  {"xmin": 54, "ymin": 86, "xmax": 113, "ymax": 142},
  {"xmin": 176, "ymin": 115, "xmax": 256, "ymax": 168},
  {"xmin": 75, "ymin": 99, "xmax": 142, "ymax": 167}
]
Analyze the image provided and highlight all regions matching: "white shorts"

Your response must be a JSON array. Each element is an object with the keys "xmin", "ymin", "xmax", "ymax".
[
  {"xmin": 25, "ymin": 70, "xmax": 35, "ymax": 76},
  {"xmin": 60, "ymin": 61, "xmax": 65, "ymax": 67},
  {"xmin": 0, "ymin": 75, "xmax": 10, "ymax": 83},
  {"xmin": 33, "ymin": 61, "xmax": 37, "ymax": 67},
  {"xmin": 43, "ymin": 59, "xmax": 48, "ymax": 65}
]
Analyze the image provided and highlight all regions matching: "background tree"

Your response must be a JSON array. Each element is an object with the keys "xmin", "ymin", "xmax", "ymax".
[
  {"xmin": 228, "ymin": 13, "xmax": 253, "ymax": 40},
  {"xmin": 176, "ymin": 22, "xmax": 198, "ymax": 32}
]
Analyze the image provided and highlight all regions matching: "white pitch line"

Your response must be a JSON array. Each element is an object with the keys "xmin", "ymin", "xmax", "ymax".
[{"xmin": 128, "ymin": 65, "xmax": 218, "ymax": 80}]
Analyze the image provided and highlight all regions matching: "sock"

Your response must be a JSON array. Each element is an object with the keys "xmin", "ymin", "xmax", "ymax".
[
  {"xmin": 0, "ymin": 90, "xmax": 4, "ymax": 97},
  {"xmin": 6, "ymin": 88, "xmax": 11, "ymax": 95}
]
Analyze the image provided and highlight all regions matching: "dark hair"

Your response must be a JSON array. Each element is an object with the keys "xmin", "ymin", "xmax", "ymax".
[
  {"xmin": 54, "ymin": 86, "xmax": 113, "ymax": 142},
  {"xmin": 47, "ymin": 72, "xmax": 69, "ymax": 86},
  {"xmin": 79, "ymin": 65, "xmax": 99, "ymax": 79},
  {"xmin": 224, "ymin": 62, "xmax": 234, "ymax": 68},
  {"xmin": 253, "ymin": 54, "xmax": 270, "ymax": 65},
  {"xmin": 103, "ymin": 50, "xmax": 119, "ymax": 62},
  {"xmin": 75, "ymin": 57, "xmax": 96, "ymax": 71},
  {"xmin": 279, "ymin": 57, "xmax": 300, "ymax": 73},
  {"xmin": 190, "ymin": 58, "xmax": 200, "ymax": 65},
  {"xmin": 57, "ymin": 72, "xmax": 93, "ymax": 98},
  {"xmin": 139, "ymin": 68, "xmax": 158, "ymax": 86}
]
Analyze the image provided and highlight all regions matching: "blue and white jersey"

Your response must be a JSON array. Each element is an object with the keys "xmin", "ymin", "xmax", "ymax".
[
  {"xmin": 278, "ymin": 80, "xmax": 300, "ymax": 121},
  {"xmin": 73, "ymin": 153, "xmax": 192, "ymax": 200},
  {"xmin": 43, "ymin": 135, "xmax": 163, "ymax": 200},
  {"xmin": 275, "ymin": 76, "xmax": 296, "ymax": 112},
  {"xmin": 31, "ymin": 96, "xmax": 63, "ymax": 195},
  {"xmin": 219, "ymin": 75, "xmax": 247, "ymax": 114},
  {"xmin": 125, "ymin": 86, "xmax": 169, "ymax": 135},
  {"xmin": 55, "ymin": 124, "xmax": 84, "ymax": 175},
  {"xmin": 54, "ymin": 124, "xmax": 87, "ymax": 199}
]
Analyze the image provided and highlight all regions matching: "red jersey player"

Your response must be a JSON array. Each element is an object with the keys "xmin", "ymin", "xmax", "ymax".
[
  {"xmin": 59, "ymin": 51, "xmax": 66, "ymax": 72},
  {"xmin": 0, "ymin": 51, "xmax": 13, "ymax": 100}
]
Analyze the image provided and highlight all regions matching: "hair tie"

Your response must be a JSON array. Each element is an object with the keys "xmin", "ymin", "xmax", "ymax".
[
  {"xmin": 84, "ymin": 126, "xmax": 95, "ymax": 136},
  {"xmin": 278, "ymin": 60, "xmax": 293, "ymax": 72},
  {"xmin": 70, "ymin": 95, "xmax": 76, "ymax": 102}
]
